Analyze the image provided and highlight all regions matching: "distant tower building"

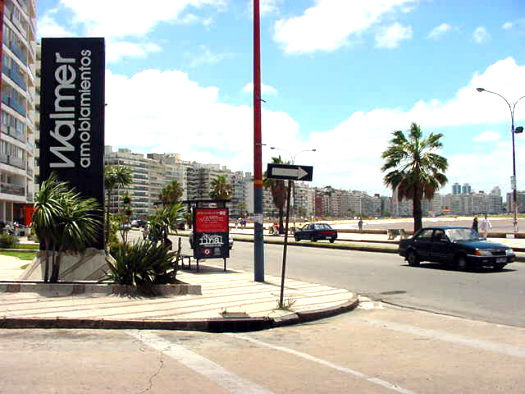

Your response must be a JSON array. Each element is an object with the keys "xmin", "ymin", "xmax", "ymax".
[
  {"xmin": 452, "ymin": 183, "xmax": 461, "ymax": 195},
  {"xmin": 462, "ymin": 183, "xmax": 471, "ymax": 194},
  {"xmin": 490, "ymin": 186, "xmax": 501, "ymax": 196}
]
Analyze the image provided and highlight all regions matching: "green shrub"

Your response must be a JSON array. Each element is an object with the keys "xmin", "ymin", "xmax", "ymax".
[
  {"xmin": 106, "ymin": 240, "xmax": 177, "ymax": 294},
  {"xmin": 0, "ymin": 232, "xmax": 19, "ymax": 248}
]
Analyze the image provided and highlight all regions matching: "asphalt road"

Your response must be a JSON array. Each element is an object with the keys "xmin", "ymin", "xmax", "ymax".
[{"xmin": 223, "ymin": 240, "xmax": 525, "ymax": 327}]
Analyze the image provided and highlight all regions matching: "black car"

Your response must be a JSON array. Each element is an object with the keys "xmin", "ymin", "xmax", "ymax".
[
  {"xmin": 294, "ymin": 223, "xmax": 338, "ymax": 243},
  {"xmin": 398, "ymin": 226, "xmax": 515, "ymax": 270}
]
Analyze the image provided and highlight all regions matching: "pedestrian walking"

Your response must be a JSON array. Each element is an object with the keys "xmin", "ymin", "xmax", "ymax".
[
  {"xmin": 471, "ymin": 216, "xmax": 478, "ymax": 233},
  {"xmin": 480, "ymin": 214, "xmax": 492, "ymax": 238},
  {"xmin": 358, "ymin": 218, "xmax": 363, "ymax": 232}
]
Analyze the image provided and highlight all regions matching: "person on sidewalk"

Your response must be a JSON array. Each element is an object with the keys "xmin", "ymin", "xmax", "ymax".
[
  {"xmin": 358, "ymin": 218, "xmax": 363, "ymax": 232},
  {"xmin": 471, "ymin": 216, "xmax": 478, "ymax": 233},
  {"xmin": 480, "ymin": 214, "xmax": 492, "ymax": 238}
]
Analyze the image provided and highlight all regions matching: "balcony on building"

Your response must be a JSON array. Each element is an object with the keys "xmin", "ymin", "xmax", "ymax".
[{"xmin": 0, "ymin": 181, "xmax": 25, "ymax": 196}]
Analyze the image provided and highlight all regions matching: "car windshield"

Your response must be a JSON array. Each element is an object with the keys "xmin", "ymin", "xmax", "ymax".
[
  {"xmin": 445, "ymin": 228, "xmax": 483, "ymax": 242},
  {"xmin": 314, "ymin": 224, "xmax": 332, "ymax": 230}
]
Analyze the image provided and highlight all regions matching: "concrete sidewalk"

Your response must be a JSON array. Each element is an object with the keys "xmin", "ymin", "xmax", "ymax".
[{"xmin": 0, "ymin": 258, "xmax": 357, "ymax": 331}]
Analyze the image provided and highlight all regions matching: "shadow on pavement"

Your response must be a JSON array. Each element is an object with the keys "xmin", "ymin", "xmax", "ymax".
[{"xmin": 401, "ymin": 262, "xmax": 517, "ymax": 274}]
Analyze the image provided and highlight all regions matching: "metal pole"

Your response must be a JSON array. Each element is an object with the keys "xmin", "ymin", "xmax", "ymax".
[
  {"xmin": 477, "ymin": 88, "xmax": 523, "ymax": 233},
  {"xmin": 279, "ymin": 179, "xmax": 292, "ymax": 308},
  {"xmin": 253, "ymin": 0, "xmax": 264, "ymax": 282},
  {"xmin": 511, "ymin": 112, "xmax": 518, "ymax": 233}
]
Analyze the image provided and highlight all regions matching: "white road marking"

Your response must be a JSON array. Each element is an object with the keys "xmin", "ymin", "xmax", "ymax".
[
  {"xmin": 228, "ymin": 334, "xmax": 417, "ymax": 394},
  {"xmin": 355, "ymin": 318, "xmax": 525, "ymax": 358},
  {"xmin": 127, "ymin": 331, "xmax": 272, "ymax": 394}
]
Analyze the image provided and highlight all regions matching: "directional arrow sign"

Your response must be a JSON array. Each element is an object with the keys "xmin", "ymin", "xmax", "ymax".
[{"xmin": 267, "ymin": 163, "xmax": 313, "ymax": 181}]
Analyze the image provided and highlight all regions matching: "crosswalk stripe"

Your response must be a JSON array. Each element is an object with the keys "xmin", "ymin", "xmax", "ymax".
[
  {"xmin": 228, "ymin": 333, "xmax": 417, "ymax": 394},
  {"xmin": 127, "ymin": 331, "xmax": 272, "ymax": 394}
]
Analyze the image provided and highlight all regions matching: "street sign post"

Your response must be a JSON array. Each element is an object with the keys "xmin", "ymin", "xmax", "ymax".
[
  {"xmin": 266, "ymin": 162, "xmax": 314, "ymax": 307},
  {"xmin": 266, "ymin": 164, "xmax": 313, "ymax": 182}
]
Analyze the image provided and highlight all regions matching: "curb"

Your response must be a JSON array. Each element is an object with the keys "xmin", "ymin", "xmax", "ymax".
[
  {"xmin": 0, "ymin": 296, "xmax": 359, "ymax": 332},
  {"xmin": 0, "ymin": 281, "xmax": 202, "ymax": 296}
]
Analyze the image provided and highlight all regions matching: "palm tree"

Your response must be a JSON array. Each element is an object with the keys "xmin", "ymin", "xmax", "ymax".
[
  {"xmin": 381, "ymin": 122, "xmax": 448, "ymax": 232},
  {"xmin": 119, "ymin": 191, "xmax": 133, "ymax": 245},
  {"xmin": 51, "ymin": 190, "xmax": 100, "ymax": 282},
  {"xmin": 104, "ymin": 165, "xmax": 132, "ymax": 247},
  {"xmin": 264, "ymin": 156, "xmax": 289, "ymax": 234},
  {"xmin": 209, "ymin": 175, "xmax": 232, "ymax": 200},
  {"xmin": 159, "ymin": 180, "xmax": 183, "ymax": 206},
  {"xmin": 33, "ymin": 173, "xmax": 67, "ymax": 282},
  {"xmin": 147, "ymin": 202, "xmax": 184, "ymax": 246},
  {"xmin": 33, "ymin": 173, "xmax": 100, "ymax": 282}
]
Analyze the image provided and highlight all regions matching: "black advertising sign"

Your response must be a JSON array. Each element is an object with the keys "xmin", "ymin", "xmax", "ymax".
[
  {"xmin": 193, "ymin": 208, "xmax": 230, "ymax": 260},
  {"xmin": 266, "ymin": 163, "xmax": 313, "ymax": 181},
  {"xmin": 39, "ymin": 38, "xmax": 105, "ymax": 249}
]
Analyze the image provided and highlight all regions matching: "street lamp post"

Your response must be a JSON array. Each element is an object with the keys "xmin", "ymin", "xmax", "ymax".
[{"xmin": 477, "ymin": 88, "xmax": 524, "ymax": 234}]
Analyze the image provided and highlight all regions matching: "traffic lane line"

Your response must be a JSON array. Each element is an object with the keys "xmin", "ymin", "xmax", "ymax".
[
  {"xmin": 227, "ymin": 333, "xmax": 417, "ymax": 394},
  {"xmin": 127, "ymin": 330, "xmax": 272, "ymax": 394}
]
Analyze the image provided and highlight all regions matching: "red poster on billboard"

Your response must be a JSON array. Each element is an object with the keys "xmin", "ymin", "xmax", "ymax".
[{"xmin": 195, "ymin": 208, "xmax": 229, "ymax": 233}]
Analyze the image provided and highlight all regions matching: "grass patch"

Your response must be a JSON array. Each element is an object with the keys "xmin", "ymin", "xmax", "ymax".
[
  {"xmin": 10, "ymin": 243, "xmax": 39, "ymax": 250},
  {"xmin": 1, "ymin": 251, "xmax": 37, "ymax": 260}
]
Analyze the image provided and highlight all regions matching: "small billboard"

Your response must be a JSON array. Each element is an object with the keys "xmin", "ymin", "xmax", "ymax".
[{"xmin": 193, "ymin": 208, "xmax": 230, "ymax": 260}]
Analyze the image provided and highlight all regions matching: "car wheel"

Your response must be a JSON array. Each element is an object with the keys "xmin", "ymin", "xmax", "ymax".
[
  {"xmin": 294, "ymin": 235, "xmax": 300, "ymax": 242},
  {"xmin": 310, "ymin": 235, "xmax": 317, "ymax": 242},
  {"xmin": 329, "ymin": 238, "xmax": 335, "ymax": 243},
  {"xmin": 455, "ymin": 255, "xmax": 469, "ymax": 270},
  {"xmin": 407, "ymin": 250, "xmax": 420, "ymax": 266},
  {"xmin": 492, "ymin": 263, "xmax": 506, "ymax": 271}
]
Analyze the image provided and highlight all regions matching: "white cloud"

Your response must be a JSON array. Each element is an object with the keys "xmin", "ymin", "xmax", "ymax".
[
  {"xmin": 242, "ymin": 82, "xmax": 278, "ymax": 96},
  {"xmin": 105, "ymin": 69, "xmax": 298, "ymax": 172},
  {"xmin": 273, "ymin": 0, "xmax": 416, "ymax": 54},
  {"xmin": 473, "ymin": 131, "xmax": 501, "ymax": 142},
  {"xmin": 502, "ymin": 22, "xmax": 513, "ymax": 30},
  {"xmin": 57, "ymin": 0, "xmax": 225, "ymax": 38},
  {"xmin": 375, "ymin": 23, "xmax": 412, "ymax": 49},
  {"xmin": 106, "ymin": 41, "xmax": 162, "ymax": 63},
  {"xmin": 184, "ymin": 45, "xmax": 230, "ymax": 68},
  {"xmin": 473, "ymin": 26, "xmax": 490, "ymax": 43},
  {"xmin": 37, "ymin": 13, "xmax": 76, "ymax": 37},
  {"xmin": 427, "ymin": 23, "xmax": 453, "ymax": 40},
  {"xmin": 261, "ymin": 0, "xmax": 282, "ymax": 16}
]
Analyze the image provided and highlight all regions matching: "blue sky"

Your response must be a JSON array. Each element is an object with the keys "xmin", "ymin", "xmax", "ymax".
[{"xmin": 38, "ymin": 0, "xmax": 525, "ymax": 196}]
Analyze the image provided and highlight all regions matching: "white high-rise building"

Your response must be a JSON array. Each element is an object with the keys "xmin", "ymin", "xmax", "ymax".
[{"xmin": 0, "ymin": 0, "xmax": 37, "ymax": 225}]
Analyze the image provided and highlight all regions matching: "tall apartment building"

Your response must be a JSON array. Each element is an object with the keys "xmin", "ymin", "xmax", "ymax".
[
  {"xmin": 293, "ymin": 182, "xmax": 315, "ymax": 218},
  {"xmin": 506, "ymin": 191, "xmax": 525, "ymax": 214},
  {"xmin": 0, "ymin": 0, "xmax": 37, "ymax": 225},
  {"xmin": 105, "ymin": 147, "xmax": 188, "ymax": 218}
]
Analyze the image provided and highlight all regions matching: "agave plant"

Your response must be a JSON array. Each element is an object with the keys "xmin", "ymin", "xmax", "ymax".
[{"xmin": 105, "ymin": 240, "xmax": 178, "ymax": 294}]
